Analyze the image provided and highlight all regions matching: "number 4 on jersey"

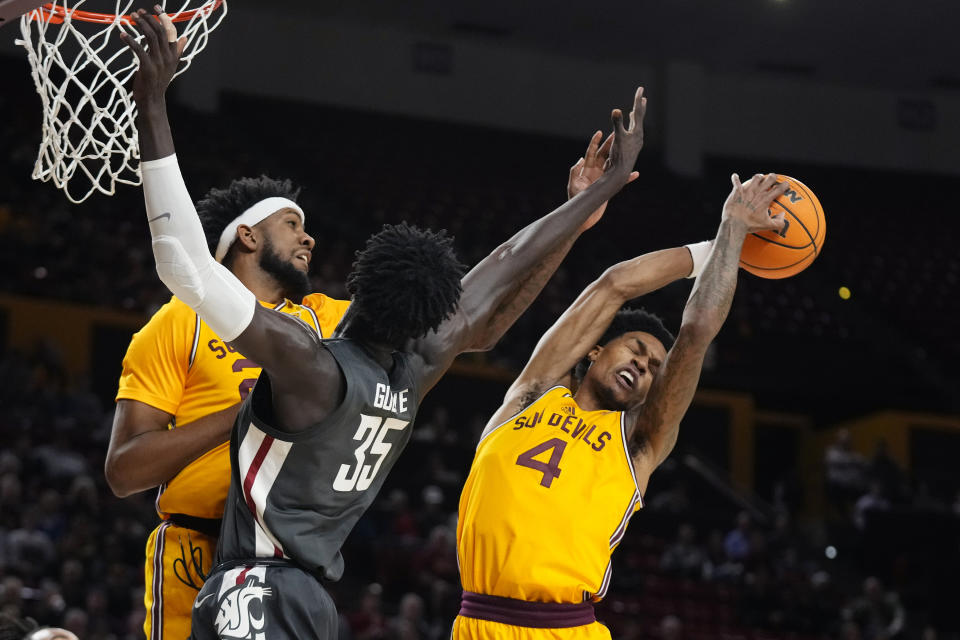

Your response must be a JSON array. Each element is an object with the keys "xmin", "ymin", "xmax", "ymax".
[
  {"xmin": 333, "ymin": 414, "xmax": 410, "ymax": 492},
  {"xmin": 516, "ymin": 438, "xmax": 567, "ymax": 488}
]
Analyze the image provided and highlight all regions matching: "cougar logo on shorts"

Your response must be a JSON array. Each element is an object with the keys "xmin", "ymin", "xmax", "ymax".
[{"xmin": 214, "ymin": 576, "xmax": 273, "ymax": 640}]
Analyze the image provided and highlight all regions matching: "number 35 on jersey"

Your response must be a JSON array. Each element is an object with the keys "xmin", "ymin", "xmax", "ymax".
[{"xmin": 333, "ymin": 413, "xmax": 410, "ymax": 492}]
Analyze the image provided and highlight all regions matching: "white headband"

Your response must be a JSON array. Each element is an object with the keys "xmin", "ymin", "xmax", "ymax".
[{"xmin": 214, "ymin": 197, "xmax": 305, "ymax": 262}]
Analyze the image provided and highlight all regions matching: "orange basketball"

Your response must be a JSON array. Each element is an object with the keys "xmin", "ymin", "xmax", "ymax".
[{"xmin": 739, "ymin": 175, "xmax": 826, "ymax": 279}]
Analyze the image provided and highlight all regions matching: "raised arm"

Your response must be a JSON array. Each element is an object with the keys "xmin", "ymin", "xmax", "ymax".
[
  {"xmin": 412, "ymin": 88, "xmax": 649, "ymax": 393},
  {"xmin": 484, "ymin": 246, "xmax": 695, "ymax": 430},
  {"xmin": 125, "ymin": 10, "xmax": 336, "ymax": 430},
  {"xmin": 466, "ymin": 131, "xmax": 639, "ymax": 352},
  {"xmin": 629, "ymin": 173, "xmax": 788, "ymax": 481}
]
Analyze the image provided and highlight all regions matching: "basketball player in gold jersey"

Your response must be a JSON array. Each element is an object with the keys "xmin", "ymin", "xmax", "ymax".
[
  {"xmin": 104, "ymin": 30, "xmax": 351, "ymax": 637},
  {"xmin": 455, "ymin": 173, "xmax": 789, "ymax": 639},
  {"xmin": 106, "ymin": 174, "xmax": 350, "ymax": 640}
]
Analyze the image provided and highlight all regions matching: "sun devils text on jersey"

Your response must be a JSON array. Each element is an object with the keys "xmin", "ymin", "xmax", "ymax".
[{"xmin": 457, "ymin": 386, "xmax": 643, "ymax": 606}]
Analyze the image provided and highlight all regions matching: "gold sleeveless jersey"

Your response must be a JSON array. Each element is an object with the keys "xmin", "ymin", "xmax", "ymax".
[
  {"xmin": 116, "ymin": 293, "xmax": 349, "ymax": 519},
  {"xmin": 457, "ymin": 386, "xmax": 643, "ymax": 604}
]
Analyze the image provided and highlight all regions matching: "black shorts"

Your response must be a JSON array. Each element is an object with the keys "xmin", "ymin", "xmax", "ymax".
[{"xmin": 189, "ymin": 559, "xmax": 338, "ymax": 640}]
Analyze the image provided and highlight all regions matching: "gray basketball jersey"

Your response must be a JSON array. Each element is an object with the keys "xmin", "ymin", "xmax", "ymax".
[{"xmin": 215, "ymin": 338, "xmax": 420, "ymax": 580}]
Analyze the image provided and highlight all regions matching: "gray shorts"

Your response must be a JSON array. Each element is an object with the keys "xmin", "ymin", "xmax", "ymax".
[{"xmin": 189, "ymin": 560, "xmax": 338, "ymax": 640}]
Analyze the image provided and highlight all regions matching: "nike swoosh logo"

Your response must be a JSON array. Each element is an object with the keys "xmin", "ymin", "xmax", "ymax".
[
  {"xmin": 148, "ymin": 212, "xmax": 171, "ymax": 223},
  {"xmin": 194, "ymin": 592, "xmax": 216, "ymax": 609}
]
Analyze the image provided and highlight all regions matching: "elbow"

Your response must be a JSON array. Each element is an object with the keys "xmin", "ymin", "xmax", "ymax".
[
  {"xmin": 469, "ymin": 326, "xmax": 500, "ymax": 353},
  {"xmin": 151, "ymin": 237, "xmax": 206, "ymax": 310},
  {"xmin": 596, "ymin": 267, "xmax": 633, "ymax": 303},
  {"xmin": 104, "ymin": 456, "xmax": 137, "ymax": 498},
  {"xmin": 467, "ymin": 306, "xmax": 500, "ymax": 352},
  {"xmin": 470, "ymin": 340, "xmax": 497, "ymax": 354}
]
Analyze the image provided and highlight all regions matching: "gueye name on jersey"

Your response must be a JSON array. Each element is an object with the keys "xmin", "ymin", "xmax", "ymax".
[
  {"xmin": 373, "ymin": 382, "xmax": 409, "ymax": 414},
  {"xmin": 513, "ymin": 410, "xmax": 612, "ymax": 452}
]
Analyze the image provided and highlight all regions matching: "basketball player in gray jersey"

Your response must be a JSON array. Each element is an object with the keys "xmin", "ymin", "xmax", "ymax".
[{"xmin": 124, "ymin": 9, "xmax": 647, "ymax": 638}]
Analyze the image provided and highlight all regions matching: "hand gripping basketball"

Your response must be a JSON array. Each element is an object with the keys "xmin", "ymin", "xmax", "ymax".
[
  {"xmin": 722, "ymin": 173, "xmax": 789, "ymax": 234},
  {"xmin": 121, "ymin": 6, "xmax": 188, "ymax": 108}
]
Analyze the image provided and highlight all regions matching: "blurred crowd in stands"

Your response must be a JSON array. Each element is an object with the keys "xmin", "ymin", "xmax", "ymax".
[{"xmin": 2, "ymin": 61, "xmax": 960, "ymax": 640}]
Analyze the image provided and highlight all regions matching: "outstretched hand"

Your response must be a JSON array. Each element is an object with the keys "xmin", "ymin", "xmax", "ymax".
[
  {"xmin": 567, "ymin": 130, "xmax": 639, "ymax": 232},
  {"xmin": 120, "ymin": 6, "xmax": 187, "ymax": 110},
  {"xmin": 722, "ymin": 173, "xmax": 789, "ymax": 233},
  {"xmin": 603, "ymin": 86, "xmax": 647, "ymax": 182}
]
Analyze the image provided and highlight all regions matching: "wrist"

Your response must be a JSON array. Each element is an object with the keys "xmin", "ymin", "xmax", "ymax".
[
  {"xmin": 684, "ymin": 240, "xmax": 713, "ymax": 279},
  {"xmin": 135, "ymin": 99, "xmax": 168, "ymax": 121},
  {"xmin": 591, "ymin": 171, "xmax": 624, "ymax": 192},
  {"xmin": 720, "ymin": 216, "xmax": 750, "ymax": 238}
]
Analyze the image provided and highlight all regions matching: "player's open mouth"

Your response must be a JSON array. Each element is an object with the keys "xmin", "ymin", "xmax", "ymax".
[
  {"xmin": 295, "ymin": 253, "xmax": 310, "ymax": 266},
  {"xmin": 616, "ymin": 369, "xmax": 636, "ymax": 389}
]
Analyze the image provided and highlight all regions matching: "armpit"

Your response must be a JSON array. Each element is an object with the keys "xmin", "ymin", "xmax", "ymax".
[{"xmin": 517, "ymin": 386, "xmax": 545, "ymax": 413}]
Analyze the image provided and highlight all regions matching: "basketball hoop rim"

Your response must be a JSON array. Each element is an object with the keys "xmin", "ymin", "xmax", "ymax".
[{"xmin": 26, "ymin": 0, "xmax": 223, "ymax": 24}]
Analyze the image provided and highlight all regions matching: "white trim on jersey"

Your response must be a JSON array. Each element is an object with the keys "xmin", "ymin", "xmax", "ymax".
[
  {"xmin": 609, "ymin": 492, "xmax": 641, "ymax": 548},
  {"xmin": 154, "ymin": 482, "xmax": 167, "ymax": 518},
  {"xmin": 589, "ymin": 490, "xmax": 642, "ymax": 602},
  {"xmin": 477, "ymin": 385, "xmax": 567, "ymax": 446},
  {"xmin": 596, "ymin": 561, "xmax": 614, "ymax": 599},
  {"xmin": 304, "ymin": 304, "xmax": 323, "ymax": 338},
  {"xmin": 618, "ymin": 411, "xmax": 644, "ymax": 506},
  {"xmin": 149, "ymin": 520, "xmax": 170, "ymax": 640},
  {"xmin": 237, "ymin": 424, "xmax": 293, "ymax": 557},
  {"xmin": 188, "ymin": 312, "xmax": 201, "ymax": 370}
]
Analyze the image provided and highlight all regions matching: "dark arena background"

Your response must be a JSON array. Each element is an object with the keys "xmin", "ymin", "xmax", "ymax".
[{"xmin": 1, "ymin": 1, "xmax": 959, "ymax": 639}]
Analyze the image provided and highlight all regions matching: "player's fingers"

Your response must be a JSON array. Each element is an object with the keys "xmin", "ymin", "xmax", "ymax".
[
  {"xmin": 611, "ymin": 108, "xmax": 625, "ymax": 136},
  {"xmin": 133, "ymin": 10, "xmax": 160, "ymax": 51},
  {"xmin": 569, "ymin": 157, "xmax": 585, "ymax": 178},
  {"xmin": 156, "ymin": 6, "xmax": 177, "ymax": 43},
  {"xmin": 626, "ymin": 170, "xmax": 639, "ymax": 184},
  {"xmin": 768, "ymin": 212, "xmax": 787, "ymax": 232},
  {"xmin": 143, "ymin": 7, "xmax": 169, "ymax": 49},
  {"xmin": 127, "ymin": 9, "xmax": 143, "ymax": 35},
  {"xmin": 176, "ymin": 35, "xmax": 187, "ymax": 57},
  {"xmin": 596, "ymin": 132, "xmax": 615, "ymax": 162},
  {"xmin": 731, "ymin": 173, "xmax": 742, "ymax": 189},
  {"xmin": 628, "ymin": 86, "xmax": 644, "ymax": 130},
  {"xmin": 760, "ymin": 172, "xmax": 780, "ymax": 190},
  {"xmin": 764, "ymin": 180, "xmax": 789, "ymax": 199},
  {"xmin": 119, "ymin": 29, "xmax": 148, "ymax": 62},
  {"xmin": 584, "ymin": 130, "xmax": 603, "ymax": 165}
]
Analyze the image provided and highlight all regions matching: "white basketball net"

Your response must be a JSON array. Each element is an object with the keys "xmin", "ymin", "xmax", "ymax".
[{"xmin": 15, "ymin": 1, "xmax": 227, "ymax": 203}]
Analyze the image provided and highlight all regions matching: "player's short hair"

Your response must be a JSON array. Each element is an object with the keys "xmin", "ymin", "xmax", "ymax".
[
  {"xmin": 573, "ymin": 307, "xmax": 675, "ymax": 380},
  {"xmin": 346, "ymin": 222, "xmax": 466, "ymax": 348},
  {"xmin": 196, "ymin": 176, "xmax": 302, "ymax": 264}
]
